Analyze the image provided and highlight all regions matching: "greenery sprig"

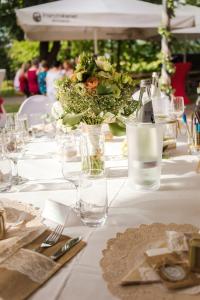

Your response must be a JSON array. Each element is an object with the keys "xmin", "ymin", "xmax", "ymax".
[{"xmin": 159, "ymin": 0, "xmax": 176, "ymax": 95}]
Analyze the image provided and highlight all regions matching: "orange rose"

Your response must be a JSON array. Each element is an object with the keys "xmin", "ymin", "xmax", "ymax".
[
  {"xmin": 85, "ymin": 77, "xmax": 99, "ymax": 90},
  {"xmin": 71, "ymin": 73, "xmax": 77, "ymax": 82}
]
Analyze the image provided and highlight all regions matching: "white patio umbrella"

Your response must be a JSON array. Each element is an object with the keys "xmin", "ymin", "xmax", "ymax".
[
  {"xmin": 173, "ymin": 4, "xmax": 200, "ymax": 39},
  {"xmin": 16, "ymin": 0, "xmax": 195, "ymax": 53}
]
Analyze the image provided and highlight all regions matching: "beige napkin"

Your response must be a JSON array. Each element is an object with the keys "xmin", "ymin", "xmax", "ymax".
[
  {"xmin": 0, "ymin": 200, "xmax": 46, "ymax": 264},
  {"xmin": 0, "ymin": 200, "xmax": 86, "ymax": 300},
  {"xmin": 0, "ymin": 230, "xmax": 86, "ymax": 300}
]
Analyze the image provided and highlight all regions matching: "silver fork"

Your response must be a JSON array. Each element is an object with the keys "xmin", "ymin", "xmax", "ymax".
[{"xmin": 34, "ymin": 224, "xmax": 64, "ymax": 252}]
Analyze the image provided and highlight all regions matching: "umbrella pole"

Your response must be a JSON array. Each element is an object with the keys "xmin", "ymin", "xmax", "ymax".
[
  {"xmin": 93, "ymin": 29, "xmax": 98, "ymax": 55},
  {"xmin": 183, "ymin": 36, "xmax": 187, "ymax": 63},
  {"xmin": 161, "ymin": 0, "xmax": 171, "ymax": 90}
]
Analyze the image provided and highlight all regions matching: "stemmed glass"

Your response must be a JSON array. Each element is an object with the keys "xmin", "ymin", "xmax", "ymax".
[
  {"xmin": 4, "ymin": 131, "xmax": 26, "ymax": 185},
  {"xmin": 61, "ymin": 132, "xmax": 89, "ymax": 212},
  {"xmin": 15, "ymin": 114, "xmax": 30, "ymax": 143},
  {"xmin": 5, "ymin": 113, "xmax": 16, "ymax": 131},
  {"xmin": 171, "ymin": 96, "xmax": 185, "ymax": 135},
  {"xmin": 171, "ymin": 96, "xmax": 184, "ymax": 118}
]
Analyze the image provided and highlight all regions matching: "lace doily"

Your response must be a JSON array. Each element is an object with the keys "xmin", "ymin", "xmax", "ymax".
[
  {"xmin": 100, "ymin": 223, "xmax": 200, "ymax": 300},
  {"xmin": 0, "ymin": 199, "xmax": 45, "ymax": 263}
]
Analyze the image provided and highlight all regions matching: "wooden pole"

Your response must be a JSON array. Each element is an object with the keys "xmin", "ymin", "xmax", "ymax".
[
  {"xmin": 161, "ymin": 0, "xmax": 171, "ymax": 89},
  {"xmin": 93, "ymin": 29, "xmax": 98, "ymax": 55}
]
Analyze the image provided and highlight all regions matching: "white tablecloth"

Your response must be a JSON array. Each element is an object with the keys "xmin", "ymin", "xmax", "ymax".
[{"xmin": 1, "ymin": 137, "xmax": 200, "ymax": 300}]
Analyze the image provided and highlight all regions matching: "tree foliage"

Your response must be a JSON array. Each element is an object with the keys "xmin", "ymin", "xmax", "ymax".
[{"xmin": 1, "ymin": 0, "xmax": 200, "ymax": 79}]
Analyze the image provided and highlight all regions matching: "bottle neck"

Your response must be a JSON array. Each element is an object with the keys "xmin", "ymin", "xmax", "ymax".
[
  {"xmin": 139, "ymin": 85, "xmax": 151, "ymax": 105},
  {"xmin": 152, "ymin": 76, "xmax": 158, "ymax": 86},
  {"xmin": 137, "ymin": 85, "xmax": 155, "ymax": 123},
  {"xmin": 151, "ymin": 77, "xmax": 161, "ymax": 97},
  {"xmin": 196, "ymin": 87, "xmax": 200, "ymax": 105}
]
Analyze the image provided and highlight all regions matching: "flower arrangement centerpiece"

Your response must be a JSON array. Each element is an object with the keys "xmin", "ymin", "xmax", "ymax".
[{"xmin": 54, "ymin": 53, "xmax": 138, "ymax": 171}]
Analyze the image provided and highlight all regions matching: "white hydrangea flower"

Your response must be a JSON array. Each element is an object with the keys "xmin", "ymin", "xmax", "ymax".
[{"xmin": 51, "ymin": 102, "xmax": 64, "ymax": 119}]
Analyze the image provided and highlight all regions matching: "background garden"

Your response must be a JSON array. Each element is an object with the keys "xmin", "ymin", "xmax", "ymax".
[{"xmin": 1, "ymin": 0, "xmax": 200, "ymax": 111}]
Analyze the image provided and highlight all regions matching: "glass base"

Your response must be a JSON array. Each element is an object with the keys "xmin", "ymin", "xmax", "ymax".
[
  {"xmin": 12, "ymin": 176, "xmax": 28, "ymax": 185},
  {"xmin": 128, "ymin": 179, "xmax": 160, "ymax": 191},
  {"xmin": 0, "ymin": 184, "xmax": 12, "ymax": 192},
  {"xmin": 81, "ymin": 214, "xmax": 107, "ymax": 227}
]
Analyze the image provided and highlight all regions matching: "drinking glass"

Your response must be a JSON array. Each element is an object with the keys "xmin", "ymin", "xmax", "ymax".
[
  {"xmin": 0, "ymin": 141, "xmax": 12, "ymax": 192},
  {"xmin": 171, "ymin": 96, "xmax": 184, "ymax": 118},
  {"xmin": 79, "ymin": 169, "xmax": 108, "ymax": 227},
  {"xmin": 61, "ymin": 132, "xmax": 82, "ymax": 213},
  {"xmin": 4, "ymin": 131, "xmax": 26, "ymax": 185},
  {"xmin": 5, "ymin": 113, "xmax": 16, "ymax": 131},
  {"xmin": 15, "ymin": 114, "xmax": 30, "ymax": 141}
]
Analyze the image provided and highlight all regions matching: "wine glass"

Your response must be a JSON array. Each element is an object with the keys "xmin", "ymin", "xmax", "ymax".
[
  {"xmin": 171, "ymin": 96, "xmax": 185, "ymax": 118},
  {"xmin": 171, "ymin": 96, "xmax": 185, "ymax": 136},
  {"xmin": 5, "ymin": 113, "xmax": 16, "ymax": 131},
  {"xmin": 60, "ymin": 133, "xmax": 81, "ymax": 211},
  {"xmin": 4, "ymin": 131, "xmax": 26, "ymax": 185},
  {"xmin": 15, "ymin": 114, "xmax": 31, "ymax": 145}
]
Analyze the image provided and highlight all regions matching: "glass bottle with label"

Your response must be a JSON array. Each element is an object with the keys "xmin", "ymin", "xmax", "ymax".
[
  {"xmin": 137, "ymin": 79, "xmax": 155, "ymax": 123},
  {"xmin": 151, "ymin": 72, "xmax": 162, "ymax": 117}
]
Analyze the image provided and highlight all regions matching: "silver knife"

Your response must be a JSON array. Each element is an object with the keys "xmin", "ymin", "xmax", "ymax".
[{"xmin": 50, "ymin": 237, "xmax": 82, "ymax": 261}]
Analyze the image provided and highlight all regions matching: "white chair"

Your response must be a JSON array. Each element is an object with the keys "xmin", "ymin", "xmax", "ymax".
[{"xmin": 18, "ymin": 95, "xmax": 53, "ymax": 126}]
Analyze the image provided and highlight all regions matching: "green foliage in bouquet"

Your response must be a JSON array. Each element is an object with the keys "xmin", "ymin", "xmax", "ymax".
[{"xmin": 56, "ymin": 53, "xmax": 138, "ymax": 127}]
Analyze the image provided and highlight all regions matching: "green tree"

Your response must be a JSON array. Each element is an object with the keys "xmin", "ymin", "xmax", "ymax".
[{"xmin": 0, "ymin": 0, "xmax": 61, "ymax": 71}]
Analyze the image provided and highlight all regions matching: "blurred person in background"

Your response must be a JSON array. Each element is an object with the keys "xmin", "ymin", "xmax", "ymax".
[
  {"xmin": 62, "ymin": 60, "xmax": 74, "ymax": 78},
  {"xmin": 19, "ymin": 62, "xmax": 30, "ymax": 97},
  {"xmin": 46, "ymin": 61, "xmax": 63, "ymax": 102},
  {"xmin": 14, "ymin": 62, "xmax": 31, "ymax": 92},
  {"xmin": 27, "ymin": 58, "xmax": 39, "ymax": 95},
  {"xmin": 38, "ymin": 61, "xmax": 48, "ymax": 95}
]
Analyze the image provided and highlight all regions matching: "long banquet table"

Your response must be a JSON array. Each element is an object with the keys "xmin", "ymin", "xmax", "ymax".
[{"xmin": 1, "ymin": 136, "xmax": 200, "ymax": 300}]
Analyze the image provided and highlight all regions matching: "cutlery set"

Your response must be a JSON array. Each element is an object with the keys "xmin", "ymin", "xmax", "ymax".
[{"xmin": 34, "ymin": 224, "xmax": 82, "ymax": 260}]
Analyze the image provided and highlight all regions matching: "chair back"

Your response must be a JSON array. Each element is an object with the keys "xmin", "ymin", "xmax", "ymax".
[{"xmin": 18, "ymin": 95, "xmax": 53, "ymax": 126}]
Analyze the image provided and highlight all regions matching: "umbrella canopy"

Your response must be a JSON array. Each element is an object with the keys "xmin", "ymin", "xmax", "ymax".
[
  {"xmin": 173, "ymin": 4, "xmax": 200, "ymax": 38},
  {"xmin": 16, "ymin": 0, "xmax": 195, "ymax": 41}
]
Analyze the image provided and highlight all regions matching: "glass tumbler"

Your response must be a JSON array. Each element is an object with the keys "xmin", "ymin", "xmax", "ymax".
[
  {"xmin": 0, "ymin": 140, "xmax": 12, "ymax": 192},
  {"xmin": 0, "ymin": 155, "xmax": 12, "ymax": 192},
  {"xmin": 79, "ymin": 169, "xmax": 107, "ymax": 227}
]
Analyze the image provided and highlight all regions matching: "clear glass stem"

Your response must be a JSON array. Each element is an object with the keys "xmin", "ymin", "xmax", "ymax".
[
  {"xmin": 12, "ymin": 159, "xmax": 19, "ymax": 178},
  {"xmin": 64, "ymin": 179, "xmax": 79, "ymax": 214}
]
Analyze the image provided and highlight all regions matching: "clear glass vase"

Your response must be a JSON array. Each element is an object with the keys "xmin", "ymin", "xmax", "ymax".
[{"xmin": 80, "ymin": 124, "xmax": 105, "ymax": 174}]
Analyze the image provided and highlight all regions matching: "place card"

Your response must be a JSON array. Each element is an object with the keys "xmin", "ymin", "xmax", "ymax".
[
  {"xmin": 121, "ymin": 261, "xmax": 160, "ymax": 286},
  {"xmin": 42, "ymin": 199, "xmax": 71, "ymax": 225}
]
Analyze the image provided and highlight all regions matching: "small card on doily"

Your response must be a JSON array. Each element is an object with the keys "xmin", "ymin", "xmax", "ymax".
[
  {"xmin": 121, "ymin": 261, "xmax": 160, "ymax": 286},
  {"xmin": 121, "ymin": 248, "xmax": 170, "ymax": 286}
]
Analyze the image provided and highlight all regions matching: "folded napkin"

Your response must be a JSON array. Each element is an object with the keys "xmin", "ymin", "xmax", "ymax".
[
  {"xmin": 0, "ymin": 199, "xmax": 86, "ymax": 300},
  {"xmin": 0, "ymin": 199, "xmax": 45, "ymax": 264},
  {"xmin": 0, "ymin": 230, "xmax": 86, "ymax": 300}
]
